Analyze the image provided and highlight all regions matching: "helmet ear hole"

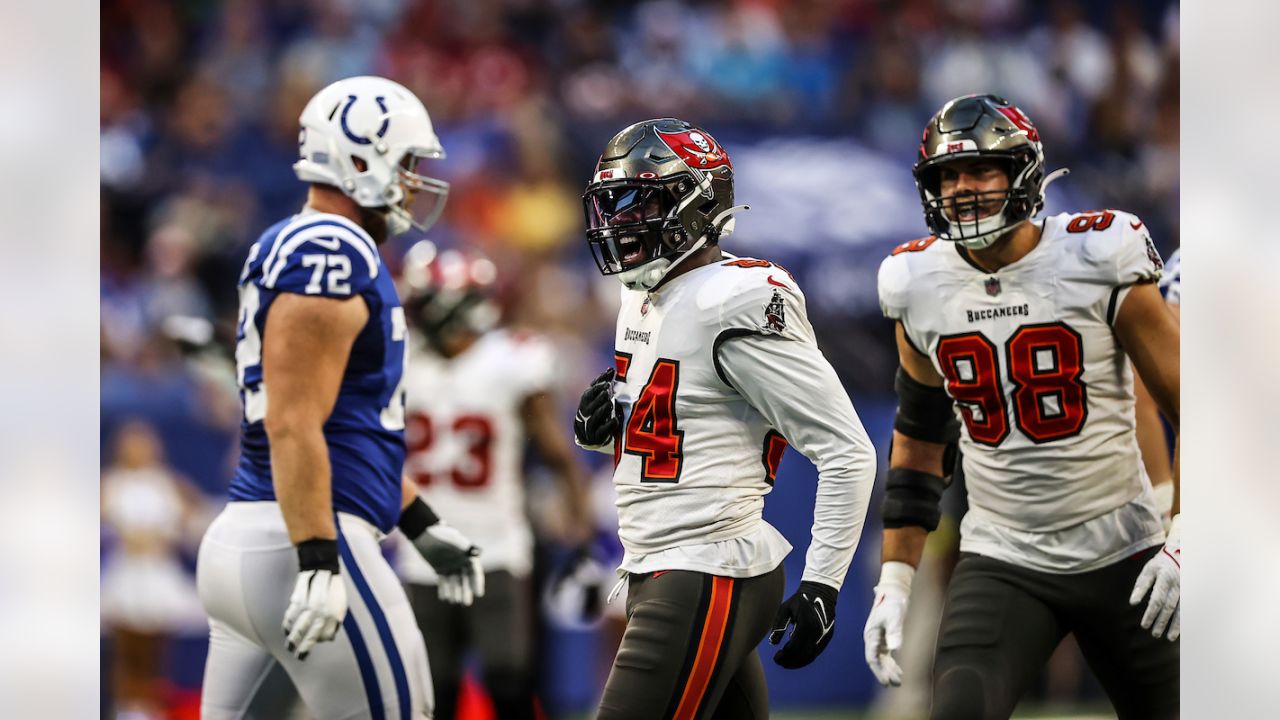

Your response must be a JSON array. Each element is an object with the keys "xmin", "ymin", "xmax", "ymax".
[{"xmin": 350, "ymin": 155, "xmax": 368, "ymax": 173}]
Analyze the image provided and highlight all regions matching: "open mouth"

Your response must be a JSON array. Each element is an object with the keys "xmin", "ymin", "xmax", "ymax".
[
  {"xmin": 619, "ymin": 236, "xmax": 645, "ymax": 265},
  {"xmin": 951, "ymin": 195, "xmax": 997, "ymax": 223}
]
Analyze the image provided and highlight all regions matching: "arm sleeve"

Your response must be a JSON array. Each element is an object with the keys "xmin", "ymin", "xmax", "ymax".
[
  {"xmin": 717, "ymin": 332, "xmax": 877, "ymax": 591},
  {"xmin": 260, "ymin": 228, "xmax": 380, "ymax": 297}
]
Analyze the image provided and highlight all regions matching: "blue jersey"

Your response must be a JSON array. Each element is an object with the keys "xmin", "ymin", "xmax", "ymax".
[
  {"xmin": 1159, "ymin": 248, "xmax": 1180, "ymax": 305},
  {"xmin": 228, "ymin": 212, "xmax": 409, "ymax": 532}
]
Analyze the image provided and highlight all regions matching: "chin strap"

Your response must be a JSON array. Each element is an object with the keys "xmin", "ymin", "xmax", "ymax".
[{"xmin": 384, "ymin": 205, "xmax": 412, "ymax": 237}]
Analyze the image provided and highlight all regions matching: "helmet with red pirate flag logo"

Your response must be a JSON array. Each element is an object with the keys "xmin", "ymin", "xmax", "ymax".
[
  {"xmin": 914, "ymin": 94, "xmax": 1069, "ymax": 249},
  {"xmin": 398, "ymin": 240, "xmax": 500, "ymax": 353},
  {"xmin": 583, "ymin": 118, "xmax": 748, "ymax": 290}
]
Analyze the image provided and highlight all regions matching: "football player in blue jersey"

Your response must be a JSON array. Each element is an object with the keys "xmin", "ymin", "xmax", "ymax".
[
  {"xmin": 1134, "ymin": 247, "xmax": 1181, "ymax": 527},
  {"xmin": 196, "ymin": 76, "xmax": 485, "ymax": 720}
]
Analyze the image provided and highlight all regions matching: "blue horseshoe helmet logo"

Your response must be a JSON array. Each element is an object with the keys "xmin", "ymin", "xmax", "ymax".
[{"xmin": 339, "ymin": 95, "xmax": 391, "ymax": 145}]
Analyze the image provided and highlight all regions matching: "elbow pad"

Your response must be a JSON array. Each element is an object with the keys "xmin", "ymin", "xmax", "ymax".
[
  {"xmin": 893, "ymin": 368, "xmax": 959, "ymax": 444},
  {"xmin": 881, "ymin": 468, "xmax": 947, "ymax": 531}
]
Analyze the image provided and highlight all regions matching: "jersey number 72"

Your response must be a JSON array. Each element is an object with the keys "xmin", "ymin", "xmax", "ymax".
[{"xmin": 936, "ymin": 322, "xmax": 1087, "ymax": 446}]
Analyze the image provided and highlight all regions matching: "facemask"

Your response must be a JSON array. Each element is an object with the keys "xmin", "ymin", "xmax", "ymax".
[
  {"xmin": 615, "ymin": 204, "xmax": 750, "ymax": 291},
  {"xmin": 618, "ymin": 240, "xmax": 702, "ymax": 291}
]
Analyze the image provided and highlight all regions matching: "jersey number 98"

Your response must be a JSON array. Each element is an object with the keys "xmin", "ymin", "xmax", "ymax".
[{"xmin": 936, "ymin": 322, "xmax": 1087, "ymax": 446}]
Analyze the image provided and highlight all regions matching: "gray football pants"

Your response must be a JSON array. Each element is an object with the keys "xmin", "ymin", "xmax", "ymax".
[
  {"xmin": 405, "ymin": 571, "xmax": 535, "ymax": 720},
  {"xmin": 197, "ymin": 502, "xmax": 432, "ymax": 720},
  {"xmin": 931, "ymin": 547, "xmax": 1179, "ymax": 720},
  {"xmin": 597, "ymin": 565, "xmax": 785, "ymax": 720}
]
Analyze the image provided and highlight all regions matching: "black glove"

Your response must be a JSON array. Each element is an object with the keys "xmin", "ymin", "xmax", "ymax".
[
  {"xmin": 768, "ymin": 580, "xmax": 838, "ymax": 669},
  {"xmin": 574, "ymin": 368, "xmax": 618, "ymax": 447},
  {"xmin": 544, "ymin": 546, "xmax": 608, "ymax": 626}
]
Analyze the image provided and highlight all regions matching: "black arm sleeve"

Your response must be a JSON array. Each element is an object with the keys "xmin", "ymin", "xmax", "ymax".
[
  {"xmin": 881, "ymin": 468, "xmax": 946, "ymax": 531},
  {"xmin": 893, "ymin": 367, "xmax": 959, "ymax": 444}
]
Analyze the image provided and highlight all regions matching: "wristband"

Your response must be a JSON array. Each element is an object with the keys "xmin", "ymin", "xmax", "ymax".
[
  {"xmin": 397, "ymin": 496, "xmax": 441, "ymax": 541},
  {"xmin": 296, "ymin": 538, "xmax": 340, "ymax": 573},
  {"xmin": 876, "ymin": 561, "xmax": 915, "ymax": 596}
]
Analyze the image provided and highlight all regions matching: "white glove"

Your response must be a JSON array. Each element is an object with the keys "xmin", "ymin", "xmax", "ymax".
[
  {"xmin": 413, "ymin": 523, "xmax": 485, "ymax": 606},
  {"xmin": 283, "ymin": 569, "xmax": 347, "ymax": 660},
  {"xmin": 1130, "ymin": 513, "xmax": 1180, "ymax": 641},
  {"xmin": 863, "ymin": 561, "xmax": 914, "ymax": 687}
]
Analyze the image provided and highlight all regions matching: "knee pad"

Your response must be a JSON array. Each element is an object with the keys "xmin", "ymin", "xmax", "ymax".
[{"xmin": 931, "ymin": 664, "xmax": 1002, "ymax": 720}]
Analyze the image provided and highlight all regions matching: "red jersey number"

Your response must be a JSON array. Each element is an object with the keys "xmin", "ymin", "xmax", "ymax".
[
  {"xmin": 623, "ymin": 359, "xmax": 684, "ymax": 483},
  {"xmin": 406, "ymin": 411, "xmax": 495, "ymax": 489},
  {"xmin": 1066, "ymin": 211, "xmax": 1115, "ymax": 234},
  {"xmin": 891, "ymin": 236, "xmax": 937, "ymax": 256},
  {"xmin": 936, "ymin": 333, "xmax": 1010, "ymax": 446},
  {"xmin": 1006, "ymin": 324, "xmax": 1088, "ymax": 443},
  {"xmin": 936, "ymin": 322, "xmax": 1087, "ymax": 446}
]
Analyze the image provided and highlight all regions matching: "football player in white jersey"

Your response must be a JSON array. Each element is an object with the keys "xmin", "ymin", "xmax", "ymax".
[
  {"xmin": 860, "ymin": 95, "xmax": 1180, "ymax": 719},
  {"xmin": 574, "ymin": 118, "xmax": 878, "ymax": 719},
  {"xmin": 392, "ymin": 241, "xmax": 591, "ymax": 720},
  {"xmin": 197, "ymin": 76, "xmax": 485, "ymax": 720}
]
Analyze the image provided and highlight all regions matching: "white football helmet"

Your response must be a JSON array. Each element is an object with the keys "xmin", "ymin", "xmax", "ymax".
[{"xmin": 294, "ymin": 76, "xmax": 449, "ymax": 236}]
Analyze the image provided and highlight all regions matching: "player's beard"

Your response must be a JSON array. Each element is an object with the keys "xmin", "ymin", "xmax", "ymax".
[{"xmin": 359, "ymin": 206, "xmax": 390, "ymax": 245}]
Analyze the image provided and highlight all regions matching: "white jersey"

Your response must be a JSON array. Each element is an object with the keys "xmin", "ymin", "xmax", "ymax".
[
  {"xmin": 592, "ymin": 256, "xmax": 877, "ymax": 589},
  {"xmin": 101, "ymin": 467, "xmax": 205, "ymax": 632},
  {"xmin": 395, "ymin": 329, "xmax": 555, "ymax": 583},
  {"xmin": 878, "ymin": 211, "xmax": 1167, "ymax": 573}
]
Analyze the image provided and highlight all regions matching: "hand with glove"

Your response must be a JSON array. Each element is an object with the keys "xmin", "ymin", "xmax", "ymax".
[
  {"xmin": 863, "ymin": 561, "xmax": 914, "ymax": 687},
  {"xmin": 543, "ymin": 546, "xmax": 610, "ymax": 630},
  {"xmin": 283, "ymin": 539, "xmax": 348, "ymax": 660},
  {"xmin": 399, "ymin": 496, "xmax": 485, "ymax": 606},
  {"xmin": 574, "ymin": 368, "xmax": 618, "ymax": 449},
  {"xmin": 1130, "ymin": 513, "xmax": 1180, "ymax": 641},
  {"xmin": 769, "ymin": 580, "xmax": 839, "ymax": 669}
]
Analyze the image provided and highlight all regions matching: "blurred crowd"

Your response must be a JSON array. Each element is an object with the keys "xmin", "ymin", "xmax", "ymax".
[
  {"xmin": 100, "ymin": 0, "xmax": 1179, "ymax": 715},
  {"xmin": 102, "ymin": 0, "xmax": 1180, "ymax": 383}
]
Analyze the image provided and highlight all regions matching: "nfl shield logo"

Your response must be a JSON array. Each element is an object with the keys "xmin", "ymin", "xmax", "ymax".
[
  {"xmin": 985, "ymin": 277, "xmax": 1001, "ymax": 296},
  {"xmin": 640, "ymin": 297, "xmax": 650, "ymax": 316}
]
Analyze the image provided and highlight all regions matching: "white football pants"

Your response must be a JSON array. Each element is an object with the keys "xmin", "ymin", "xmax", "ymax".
[{"xmin": 197, "ymin": 501, "xmax": 432, "ymax": 719}]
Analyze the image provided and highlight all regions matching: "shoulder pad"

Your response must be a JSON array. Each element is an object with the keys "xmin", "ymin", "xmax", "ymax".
[
  {"xmin": 877, "ymin": 254, "xmax": 910, "ymax": 320},
  {"xmin": 878, "ymin": 239, "xmax": 930, "ymax": 320},
  {"xmin": 258, "ymin": 214, "xmax": 380, "ymax": 297},
  {"xmin": 1062, "ymin": 210, "xmax": 1163, "ymax": 286},
  {"xmin": 706, "ymin": 258, "xmax": 807, "ymax": 338}
]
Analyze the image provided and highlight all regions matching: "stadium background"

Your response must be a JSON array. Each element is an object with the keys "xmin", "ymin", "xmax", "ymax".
[{"xmin": 99, "ymin": 0, "xmax": 1179, "ymax": 717}]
